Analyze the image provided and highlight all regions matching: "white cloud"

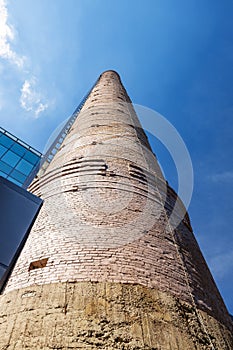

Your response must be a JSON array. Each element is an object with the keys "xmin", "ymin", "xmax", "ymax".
[
  {"xmin": 0, "ymin": 93, "xmax": 3, "ymax": 111},
  {"xmin": 0, "ymin": 0, "xmax": 25, "ymax": 68},
  {"xmin": 0, "ymin": 1, "xmax": 50, "ymax": 117},
  {"xmin": 20, "ymin": 77, "xmax": 49, "ymax": 118},
  {"xmin": 209, "ymin": 171, "xmax": 233, "ymax": 183}
]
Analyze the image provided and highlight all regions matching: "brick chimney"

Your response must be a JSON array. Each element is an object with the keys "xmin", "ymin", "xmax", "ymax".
[{"xmin": 0, "ymin": 71, "xmax": 232, "ymax": 349}]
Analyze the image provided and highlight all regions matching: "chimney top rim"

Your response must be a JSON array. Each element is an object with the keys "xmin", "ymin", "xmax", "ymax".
[{"xmin": 100, "ymin": 70, "xmax": 121, "ymax": 78}]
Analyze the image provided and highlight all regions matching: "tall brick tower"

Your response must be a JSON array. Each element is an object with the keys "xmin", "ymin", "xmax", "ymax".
[{"xmin": 0, "ymin": 71, "xmax": 232, "ymax": 349}]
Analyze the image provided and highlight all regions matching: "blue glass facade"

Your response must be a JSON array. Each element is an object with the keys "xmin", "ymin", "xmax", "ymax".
[
  {"xmin": 0, "ymin": 127, "xmax": 42, "ymax": 188},
  {"xmin": 0, "ymin": 177, "xmax": 43, "ymax": 287}
]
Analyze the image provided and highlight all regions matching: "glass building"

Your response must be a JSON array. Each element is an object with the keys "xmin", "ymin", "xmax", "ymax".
[
  {"xmin": 0, "ymin": 127, "xmax": 43, "ymax": 283},
  {"xmin": 0, "ymin": 127, "xmax": 42, "ymax": 188},
  {"xmin": 0, "ymin": 176, "xmax": 43, "ymax": 288}
]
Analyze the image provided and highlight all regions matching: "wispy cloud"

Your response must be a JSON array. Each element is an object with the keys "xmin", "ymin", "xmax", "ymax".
[
  {"xmin": 20, "ymin": 77, "xmax": 49, "ymax": 118},
  {"xmin": 0, "ymin": 93, "xmax": 3, "ymax": 111},
  {"xmin": 0, "ymin": 0, "xmax": 25, "ymax": 68},
  {"xmin": 0, "ymin": 0, "xmax": 50, "ymax": 118},
  {"xmin": 209, "ymin": 250, "xmax": 233, "ymax": 279},
  {"xmin": 208, "ymin": 171, "xmax": 233, "ymax": 183}
]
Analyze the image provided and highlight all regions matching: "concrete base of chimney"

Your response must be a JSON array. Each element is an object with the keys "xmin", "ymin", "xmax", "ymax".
[{"xmin": 0, "ymin": 281, "xmax": 232, "ymax": 349}]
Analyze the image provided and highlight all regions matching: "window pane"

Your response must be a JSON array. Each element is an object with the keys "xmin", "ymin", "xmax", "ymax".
[
  {"xmin": 0, "ymin": 265, "xmax": 7, "ymax": 280},
  {"xmin": 23, "ymin": 151, "xmax": 40, "ymax": 165},
  {"xmin": 15, "ymin": 159, "xmax": 34, "ymax": 175},
  {"xmin": 7, "ymin": 176, "xmax": 22, "ymax": 187},
  {"xmin": 0, "ymin": 145, "xmax": 7, "ymax": 157},
  {"xmin": 11, "ymin": 142, "xmax": 26, "ymax": 157},
  {"xmin": 0, "ymin": 134, "xmax": 14, "ymax": 148},
  {"xmin": 2, "ymin": 151, "xmax": 20, "ymax": 167},
  {"xmin": 10, "ymin": 169, "xmax": 27, "ymax": 183},
  {"xmin": 0, "ymin": 161, "xmax": 13, "ymax": 174},
  {"xmin": 0, "ymin": 171, "xmax": 7, "ymax": 178}
]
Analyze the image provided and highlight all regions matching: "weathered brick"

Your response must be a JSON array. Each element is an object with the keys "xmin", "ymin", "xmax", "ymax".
[{"xmin": 0, "ymin": 70, "xmax": 232, "ymax": 348}]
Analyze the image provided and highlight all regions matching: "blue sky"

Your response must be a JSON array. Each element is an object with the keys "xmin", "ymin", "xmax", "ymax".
[{"xmin": 0, "ymin": 0, "xmax": 233, "ymax": 313}]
